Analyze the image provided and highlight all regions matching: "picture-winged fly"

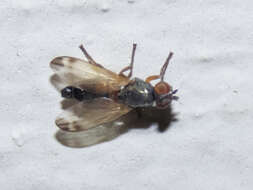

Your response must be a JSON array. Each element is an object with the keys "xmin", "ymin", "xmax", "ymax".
[{"xmin": 50, "ymin": 43, "xmax": 178, "ymax": 132}]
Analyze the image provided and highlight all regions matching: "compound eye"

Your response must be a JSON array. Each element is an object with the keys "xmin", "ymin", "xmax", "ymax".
[
  {"xmin": 61, "ymin": 86, "xmax": 73, "ymax": 98},
  {"xmin": 154, "ymin": 82, "xmax": 171, "ymax": 95}
]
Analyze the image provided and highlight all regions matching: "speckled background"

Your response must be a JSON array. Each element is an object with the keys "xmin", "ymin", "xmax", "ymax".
[{"xmin": 1, "ymin": 0, "xmax": 253, "ymax": 189}]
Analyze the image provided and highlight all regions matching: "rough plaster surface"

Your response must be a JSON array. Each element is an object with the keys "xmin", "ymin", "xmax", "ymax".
[{"xmin": 1, "ymin": 0, "xmax": 253, "ymax": 189}]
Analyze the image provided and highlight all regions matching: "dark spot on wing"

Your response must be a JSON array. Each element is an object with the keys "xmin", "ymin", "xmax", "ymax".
[
  {"xmin": 68, "ymin": 57, "xmax": 77, "ymax": 63},
  {"xmin": 59, "ymin": 125, "xmax": 70, "ymax": 131},
  {"xmin": 57, "ymin": 121, "xmax": 69, "ymax": 127},
  {"xmin": 55, "ymin": 118, "xmax": 70, "ymax": 130},
  {"xmin": 51, "ymin": 57, "xmax": 64, "ymax": 67},
  {"xmin": 74, "ymin": 125, "xmax": 82, "ymax": 131}
]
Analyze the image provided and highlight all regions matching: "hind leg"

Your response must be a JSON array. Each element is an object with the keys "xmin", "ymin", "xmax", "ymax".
[{"xmin": 79, "ymin": 44, "xmax": 103, "ymax": 68}]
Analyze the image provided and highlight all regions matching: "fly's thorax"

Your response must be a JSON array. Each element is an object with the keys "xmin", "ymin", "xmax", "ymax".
[{"xmin": 118, "ymin": 78, "xmax": 155, "ymax": 108}]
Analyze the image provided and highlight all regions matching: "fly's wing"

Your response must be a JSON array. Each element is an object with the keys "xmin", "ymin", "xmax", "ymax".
[
  {"xmin": 50, "ymin": 74, "xmax": 68, "ymax": 92},
  {"xmin": 55, "ymin": 110, "xmax": 138, "ymax": 148},
  {"xmin": 55, "ymin": 98, "xmax": 132, "ymax": 132},
  {"xmin": 50, "ymin": 56, "xmax": 130, "ymax": 94}
]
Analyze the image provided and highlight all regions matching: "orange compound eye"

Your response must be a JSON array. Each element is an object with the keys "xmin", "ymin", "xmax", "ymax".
[{"xmin": 154, "ymin": 81, "xmax": 171, "ymax": 95}]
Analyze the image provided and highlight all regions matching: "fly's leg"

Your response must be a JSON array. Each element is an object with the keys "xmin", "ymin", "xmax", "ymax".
[
  {"xmin": 160, "ymin": 52, "xmax": 173, "ymax": 81},
  {"xmin": 79, "ymin": 44, "xmax": 104, "ymax": 68},
  {"xmin": 145, "ymin": 52, "xmax": 173, "ymax": 83},
  {"xmin": 119, "ymin": 43, "xmax": 137, "ymax": 78}
]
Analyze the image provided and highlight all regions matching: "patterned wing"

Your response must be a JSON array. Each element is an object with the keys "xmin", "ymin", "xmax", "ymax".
[
  {"xmin": 55, "ymin": 98, "xmax": 132, "ymax": 132},
  {"xmin": 50, "ymin": 56, "xmax": 130, "ymax": 94}
]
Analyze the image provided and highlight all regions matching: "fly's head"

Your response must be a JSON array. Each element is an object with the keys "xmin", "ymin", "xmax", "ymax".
[
  {"xmin": 154, "ymin": 81, "xmax": 178, "ymax": 109},
  {"xmin": 145, "ymin": 52, "xmax": 178, "ymax": 109}
]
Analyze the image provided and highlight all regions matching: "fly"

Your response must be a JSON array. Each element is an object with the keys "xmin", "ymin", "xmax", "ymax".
[{"xmin": 50, "ymin": 43, "xmax": 178, "ymax": 132}]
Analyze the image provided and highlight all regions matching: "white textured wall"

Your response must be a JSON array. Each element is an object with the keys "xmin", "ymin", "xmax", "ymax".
[{"xmin": 1, "ymin": 0, "xmax": 253, "ymax": 189}]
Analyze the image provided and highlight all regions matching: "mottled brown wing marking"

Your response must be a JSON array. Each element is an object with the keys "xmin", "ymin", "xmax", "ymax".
[
  {"xmin": 68, "ymin": 57, "xmax": 77, "ymax": 63},
  {"xmin": 55, "ymin": 98, "xmax": 132, "ymax": 132},
  {"xmin": 50, "ymin": 74, "xmax": 66, "ymax": 91},
  {"xmin": 50, "ymin": 56, "xmax": 130, "ymax": 94},
  {"xmin": 52, "ymin": 61, "xmax": 64, "ymax": 67},
  {"xmin": 55, "ymin": 110, "xmax": 137, "ymax": 148}
]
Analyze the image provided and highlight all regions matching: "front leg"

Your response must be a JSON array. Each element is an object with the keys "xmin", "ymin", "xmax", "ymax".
[{"xmin": 119, "ymin": 43, "xmax": 137, "ymax": 78}]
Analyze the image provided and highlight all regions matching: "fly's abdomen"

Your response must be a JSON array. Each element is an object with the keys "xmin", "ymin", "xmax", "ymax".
[
  {"xmin": 61, "ymin": 86, "xmax": 108, "ymax": 101},
  {"xmin": 118, "ymin": 78, "xmax": 154, "ymax": 108}
]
